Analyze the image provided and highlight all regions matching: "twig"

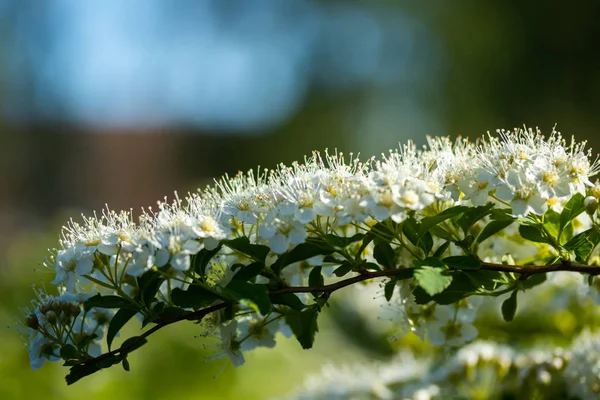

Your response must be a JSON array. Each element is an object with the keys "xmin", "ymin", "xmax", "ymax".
[{"xmin": 73, "ymin": 260, "xmax": 600, "ymax": 371}]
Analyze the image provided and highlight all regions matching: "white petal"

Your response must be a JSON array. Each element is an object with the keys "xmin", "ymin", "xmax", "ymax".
[
  {"xmin": 258, "ymin": 224, "xmax": 276, "ymax": 239},
  {"xmin": 470, "ymin": 189, "xmax": 489, "ymax": 206},
  {"xmin": 227, "ymin": 349, "xmax": 246, "ymax": 367},
  {"xmin": 495, "ymin": 185, "xmax": 514, "ymax": 201},
  {"xmin": 427, "ymin": 324, "xmax": 446, "ymax": 346},
  {"xmin": 289, "ymin": 226, "xmax": 307, "ymax": 245},
  {"xmin": 528, "ymin": 195, "xmax": 548, "ymax": 215},
  {"xmin": 269, "ymin": 234, "xmax": 289, "ymax": 254},
  {"xmin": 97, "ymin": 243, "xmax": 118, "ymax": 256},
  {"xmin": 183, "ymin": 239, "xmax": 203, "ymax": 255},
  {"xmin": 171, "ymin": 253, "xmax": 191, "ymax": 271},
  {"xmin": 155, "ymin": 249, "xmax": 170, "ymax": 267},
  {"xmin": 75, "ymin": 257, "xmax": 94, "ymax": 276},
  {"xmin": 510, "ymin": 199, "xmax": 528, "ymax": 217},
  {"xmin": 460, "ymin": 323, "xmax": 478, "ymax": 342},
  {"xmin": 295, "ymin": 208, "xmax": 315, "ymax": 224}
]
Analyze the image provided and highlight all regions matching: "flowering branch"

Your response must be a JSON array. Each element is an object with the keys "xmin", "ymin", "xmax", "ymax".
[
  {"xmin": 17, "ymin": 126, "xmax": 600, "ymax": 386},
  {"xmin": 65, "ymin": 258, "xmax": 600, "ymax": 383}
]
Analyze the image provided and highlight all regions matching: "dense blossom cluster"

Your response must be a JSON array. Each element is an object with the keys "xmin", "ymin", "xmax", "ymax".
[
  {"xmin": 281, "ymin": 334, "xmax": 600, "ymax": 400},
  {"xmin": 18, "ymin": 127, "xmax": 600, "ymax": 388}
]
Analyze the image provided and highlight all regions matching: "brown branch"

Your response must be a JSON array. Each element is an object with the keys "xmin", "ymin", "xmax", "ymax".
[
  {"xmin": 71, "ymin": 260, "xmax": 600, "ymax": 376},
  {"xmin": 480, "ymin": 261, "xmax": 600, "ymax": 275}
]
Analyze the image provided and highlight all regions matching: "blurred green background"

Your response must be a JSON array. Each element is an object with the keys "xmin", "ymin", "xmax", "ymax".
[{"xmin": 1, "ymin": 1, "xmax": 600, "ymax": 399}]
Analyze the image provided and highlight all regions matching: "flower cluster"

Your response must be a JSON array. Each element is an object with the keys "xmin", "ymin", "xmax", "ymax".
[
  {"xmin": 18, "ymin": 126, "xmax": 600, "ymax": 383},
  {"xmin": 18, "ymin": 288, "xmax": 111, "ymax": 370},
  {"xmin": 280, "ymin": 336, "xmax": 581, "ymax": 400}
]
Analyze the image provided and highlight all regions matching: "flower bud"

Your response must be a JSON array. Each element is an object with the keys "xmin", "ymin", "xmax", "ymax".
[
  {"xmin": 93, "ymin": 311, "xmax": 110, "ymax": 326},
  {"xmin": 41, "ymin": 342, "xmax": 56, "ymax": 357},
  {"xmin": 39, "ymin": 303, "xmax": 51, "ymax": 314},
  {"xmin": 45, "ymin": 311, "xmax": 57, "ymax": 324},
  {"xmin": 592, "ymin": 184, "xmax": 600, "ymax": 200},
  {"xmin": 585, "ymin": 196, "xmax": 598, "ymax": 215},
  {"xmin": 68, "ymin": 304, "xmax": 81, "ymax": 318},
  {"xmin": 51, "ymin": 301, "xmax": 62, "ymax": 313},
  {"xmin": 59, "ymin": 311, "xmax": 71, "ymax": 324},
  {"xmin": 25, "ymin": 313, "xmax": 39, "ymax": 330}
]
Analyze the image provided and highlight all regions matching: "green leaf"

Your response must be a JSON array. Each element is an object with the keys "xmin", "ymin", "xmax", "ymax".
[
  {"xmin": 324, "ymin": 233, "xmax": 364, "ymax": 248},
  {"xmin": 136, "ymin": 271, "xmax": 163, "ymax": 307},
  {"xmin": 403, "ymin": 218, "xmax": 434, "ymax": 254},
  {"xmin": 443, "ymin": 255, "xmax": 480, "ymax": 270},
  {"xmin": 323, "ymin": 255, "xmax": 345, "ymax": 264},
  {"xmin": 171, "ymin": 285, "xmax": 221, "ymax": 309},
  {"xmin": 270, "ymin": 293, "xmax": 306, "ymax": 311},
  {"xmin": 84, "ymin": 294, "xmax": 137, "ymax": 310},
  {"xmin": 106, "ymin": 308, "xmax": 138, "ymax": 351},
  {"xmin": 402, "ymin": 217, "xmax": 420, "ymax": 246},
  {"xmin": 271, "ymin": 240, "xmax": 333, "ymax": 273},
  {"xmin": 559, "ymin": 193, "xmax": 585, "ymax": 234},
  {"xmin": 231, "ymin": 261, "xmax": 265, "ymax": 281},
  {"xmin": 543, "ymin": 209, "xmax": 561, "ymax": 238},
  {"xmin": 420, "ymin": 232, "xmax": 434, "ymax": 255},
  {"xmin": 415, "ymin": 256, "xmax": 447, "ymax": 269},
  {"xmin": 430, "ymin": 225, "xmax": 455, "ymax": 241},
  {"xmin": 362, "ymin": 262, "xmax": 382, "ymax": 271},
  {"xmin": 465, "ymin": 270, "xmax": 501, "ymax": 291},
  {"xmin": 284, "ymin": 306, "xmax": 320, "ymax": 349},
  {"xmin": 369, "ymin": 222, "xmax": 397, "ymax": 241},
  {"xmin": 433, "ymin": 241, "xmax": 451, "ymax": 258},
  {"xmin": 575, "ymin": 240, "xmax": 595, "ymax": 262},
  {"xmin": 66, "ymin": 362, "xmax": 100, "ymax": 385},
  {"xmin": 373, "ymin": 242, "xmax": 395, "ymax": 269},
  {"xmin": 457, "ymin": 234, "xmax": 475, "ymax": 250},
  {"xmin": 309, "ymin": 266, "xmax": 324, "ymax": 287},
  {"xmin": 501, "ymin": 290, "xmax": 518, "ymax": 322},
  {"xmin": 384, "ymin": 279, "xmax": 396, "ymax": 301},
  {"xmin": 223, "ymin": 281, "xmax": 271, "ymax": 315},
  {"xmin": 192, "ymin": 245, "xmax": 223, "ymax": 277},
  {"xmin": 155, "ymin": 306, "xmax": 189, "ymax": 323},
  {"xmin": 122, "ymin": 357, "xmax": 130, "ymax": 372},
  {"xmin": 519, "ymin": 224, "xmax": 553, "ymax": 245},
  {"xmin": 490, "ymin": 208, "xmax": 514, "ymax": 220},
  {"xmin": 222, "ymin": 304, "xmax": 235, "ymax": 322},
  {"xmin": 224, "ymin": 237, "xmax": 271, "ymax": 263},
  {"xmin": 413, "ymin": 270, "xmax": 476, "ymax": 305},
  {"xmin": 564, "ymin": 227, "xmax": 600, "ymax": 262},
  {"xmin": 356, "ymin": 231, "xmax": 376, "ymax": 259},
  {"xmin": 457, "ymin": 203, "xmax": 494, "ymax": 233},
  {"xmin": 477, "ymin": 218, "xmax": 515, "ymax": 243},
  {"xmin": 414, "ymin": 266, "xmax": 453, "ymax": 296},
  {"xmin": 65, "ymin": 354, "xmax": 124, "ymax": 384},
  {"xmin": 120, "ymin": 336, "xmax": 148, "ymax": 353},
  {"xmin": 333, "ymin": 262, "xmax": 353, "ymax": 277},
  {"xmin": 60, "ymin": 344, "xmax": 78, "ymax": 360},
  {"xmin": 519, "ymin": 273, "xmax": 547, "ymax": 290},
  {"xmin": 419, "ymin": 206, "xmax": 468, "ymax": 236}
]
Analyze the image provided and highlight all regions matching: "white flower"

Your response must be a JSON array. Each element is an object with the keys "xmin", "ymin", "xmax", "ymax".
[
  {"xmin": 564, "ymin": 330, "xmax": 600, "ymax": 400},
  {"xmin": 126, "ymin": 243, "xmax": 164, "ymax": 277},
  {"xmin": 52, "ymin": 244, "xmax": 95, "ymax": 292},
  {"xmin": 258, "ymin": 209, "xmax": 307, "ymax": 254},
  {"xmin": 218, "ymin": 321, "xmax": 245, "ymax": 367},
  {"xmin": 237, "ymin": 315, "xmax": 278, "ymax": 351},
  {"xmin": 29, "ymin": 332, "xmax": 60, "ymax": 370},
  {"xmin": 496, "ymin": 170, "xmax": 548, "ymax": 216},
  {"xmin": 426, "ymin": 319, "xmax": 478, "ymax": 347},
  {"xmin": 192, "ymin": 215, "xmax": 226, "ymax": 250},
  {"xmin": 156, "ymin": 232, "xmax": 203, "ymax": 271}
]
